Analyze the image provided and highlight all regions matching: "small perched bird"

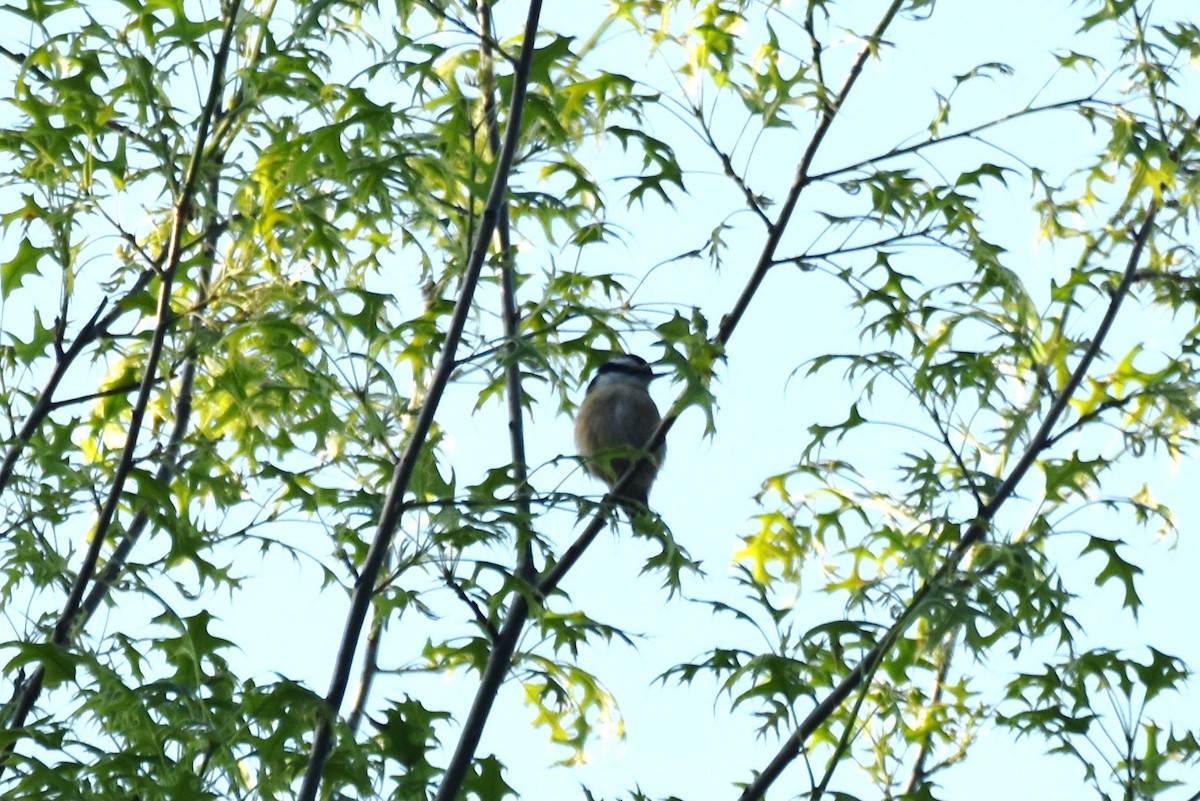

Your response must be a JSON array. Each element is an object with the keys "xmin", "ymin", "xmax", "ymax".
[{"xmin": 574, "ymin": 354, "xmax": 665, "ymax": 514}]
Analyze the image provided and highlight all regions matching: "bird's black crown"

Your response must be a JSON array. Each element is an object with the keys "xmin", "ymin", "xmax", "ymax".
[{"xmin": 597, "ymin": 354, "xmax": 653, "ymax": 377}]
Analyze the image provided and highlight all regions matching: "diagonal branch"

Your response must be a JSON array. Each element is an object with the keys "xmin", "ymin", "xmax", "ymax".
[
  {"xmin": 0, "ymin": 212, "xmax": 235, "ymax": 504},
  {"xmin": 3, "ymin": 299, "xmax": 205, "ymax": 748},
  {"xmin": 715, "ymin": 0, "xmax": 906, "ymax": 347},
  {"xmin": 694, "ymin": 108, "xmax": 771, "ymax": 227},
  {"xmin": 806, "ymin": 96, "xmax": 1097, "ymax": 184},
  {"xmin": 540, "ymin": 0, "xmax": 907, "ymax": 607},
  {"xmin": 332, "ymin": 0, "xmax": 521, "ymax": 736},
  {"xmin": 345, "ymin": 585, "xmax": 388, "ymax": 736},
  {"xmin": 0, "ymin": 300, "xmax": 109, "ymax": 500},
  {"xmin": 735, "ymin": 201, "xmax": 1159, "ymax": 801},
  {"xmin": 49, "ymin": 0, "xmax": 239, "ymax": 650},
  {"xmin": 297, "ymin": 2, "xmax": 545, "ymax": 798}
]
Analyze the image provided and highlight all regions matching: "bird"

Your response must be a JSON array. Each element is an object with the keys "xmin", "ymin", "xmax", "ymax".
[{"xmin": 574, "ymin": 353, "xmax": 665, "ymax": 514}]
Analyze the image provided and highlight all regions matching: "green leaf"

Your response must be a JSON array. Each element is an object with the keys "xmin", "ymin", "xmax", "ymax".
[
  {"xmin": 4, "ymin": 641, "xmax": 79, "ymax": 688},
  {"xmin": 2, "ymin": 239, "xmax": 53, "ymax": 297},
  {"xmin": 463, "ymin": 755, "xmax": 517, "ymax": 801},
  {"xmin": 1041, "ymin": 453, "xmax": 1106, "ymax": 504},
  {"xmin": 1080, "ymin": 536, "xmax": 1144, "ymax": 612}
]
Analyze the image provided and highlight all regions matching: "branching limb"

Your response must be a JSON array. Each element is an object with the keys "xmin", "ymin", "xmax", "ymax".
[
  {"xmin": 0, "ymin": 300, "xmax": 109, "ymax": 500},
  {"xmin": 425, "ymin": 2, "xmax": 537, "ymax": 796},
  {"xmin": 807, "ymin": 96, "xmax": 1097, "ymax": 184},
  {"xmin": 443, "ymin": 567, "xmax": 500, "ymax": 641},
  {"xmin": 545, "ymin": 0, "xmax": 908, "ymax": 648},
  {"xmin": 716, "ymin": 0, "xmax": 906, "ymax": 347},
  {"xmin": 297, "ymin": 2, "xmax": 545, "ymax": 797},
  {"xmin": 0, "ymin": 210, "xmax": 231, "ymax": 503},
  {"xmin": 773, "ymin": 226, "xmax": 940, "ymax": 266},
  {"xmin": 735, "ymin": 201, "xmax": 1159, "ymax": 801},
  {"xmin": 336, "ymin": 0, "xmax": 524, "ymax": 746},
  {"xmin": 0, "ymin": 0, "xmax": 242, "ymax": 773}
]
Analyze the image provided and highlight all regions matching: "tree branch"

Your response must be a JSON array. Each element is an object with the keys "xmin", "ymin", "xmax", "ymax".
[
  {"xmin": 0, "ymin": 192, "xmax": 232, "ymax": 504},
  {"xmin": 544, "ymin": 0, "xmax": 907, "ymax": 635},
  {"xmin": 424, "ymin": 2, "xmax": 539, "ymax": 797},
  {"xmin": 297, "ymin": 1, "xmax": 545, "ymax": 797},
  {"xmin": 806, "ymin": 96, "xmax": 1097, "ymax": 185},
  {"xmin": 773, "ymin": 225, "xmax": 940, "ymax": 267},
  {"xmin": 694, "ymin": 107, "xmax": 771, "ymax": 227},
  {"xmin": 0, "ymin": 300, "xmax": 109, "ymax": 500},
  {"xmin": 0, "ymin": 0, "xmax": 241, "ymax": 772},
  {"xmin": 346, "ymin": 601, "xmax": 386, "ymax": 735},
  {"xmin": 735, "ymin": 201, "xmax": 1159, "ymax": 801},
  {"xmin": 715, "ymin": 0, "xmax": 906, "ymax": 347}
]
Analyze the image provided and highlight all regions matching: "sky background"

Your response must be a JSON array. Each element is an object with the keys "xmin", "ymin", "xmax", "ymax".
[{"xmin": 2, "ymin": 0, "xmax": 1199, "ymax": 799}]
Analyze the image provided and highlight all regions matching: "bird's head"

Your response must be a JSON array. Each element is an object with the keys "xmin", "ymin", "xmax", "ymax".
[{"xmin": 587, "ymin": 353, "xmax": 660, "ymax": 393}]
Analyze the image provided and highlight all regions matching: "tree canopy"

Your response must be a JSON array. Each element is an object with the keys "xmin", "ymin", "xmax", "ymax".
[{"xmin": 0, "ymin": 0, "xmax": 1198, "ymax": 799}]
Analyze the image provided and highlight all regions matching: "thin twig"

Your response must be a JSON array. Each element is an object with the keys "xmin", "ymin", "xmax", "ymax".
[
  {"xmin": 928, "ymin": 405, "xmax": 984, "ymax": 513},
  {"xmin": 806, "ymin": 96, "xmax": 1096, "ymax": 185},
  {"xmin": 443, "ymin": 567, "xmax": 499, "ymax": 640},
  {"xmin": 694, "ymin": 108, "xmax": 771, "ymax": 227},
  {"xmin": 804, "ymin": 1, "xmax": 827, "ymax": 95},
  {"xmin": 811, "ymin": 649, "xmax": 883, "ymax": 801},
  {"xmin": 903, "ymin": 635, "xmax": 957, "ymax": 794},
  {"xmin": 774, "ymin": 225, "xmax": 940, "ymax": 266}
]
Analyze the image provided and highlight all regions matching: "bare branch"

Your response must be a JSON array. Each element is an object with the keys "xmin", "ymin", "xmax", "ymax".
[
  {"xmin": 694, "ymin": 107, "xmax": 771, "ymax": 227},
  {"xmin": 807, "ymin": 96, "xmax": 1097, "ymax": 184},
  {"xmin": 443, "ymin": 567, "xmax": 500, "ymax": 641},
  {"xmin": 773, "ymin": 226, "xmax": 940, "ymax": 266}
]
